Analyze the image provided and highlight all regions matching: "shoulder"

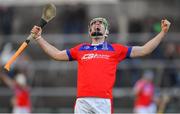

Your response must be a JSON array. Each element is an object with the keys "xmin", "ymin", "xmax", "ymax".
[
  {"xmin": 111, "ymin": 43, "xmax": 126, "ymax": 47},
  {"xmin": 136, "ymin": 80, "xmax": 146, "ymax": 86},
  {"xmin": 110, "ymin": 43, "xmax": 128, "ymax": 50},
  {"xmin": 70, "ymin": 43, "xmax": 91, "ymax": 51},
  {"xmin": 74, "ymin": 43, "xmax": 90, "ymax": 47}
]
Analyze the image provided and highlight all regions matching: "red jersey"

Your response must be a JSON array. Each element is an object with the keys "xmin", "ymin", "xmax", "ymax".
[
  {"xmin": 14, "ymin": 84, "xmax": 31, "ymax": 108},
  {"xmin": 66, "ymin": 42, "xmax": 132, "ymax": 99},
  {"xmin": 134, "ymin": 80, "xmax": 154, "ymax": 107}
]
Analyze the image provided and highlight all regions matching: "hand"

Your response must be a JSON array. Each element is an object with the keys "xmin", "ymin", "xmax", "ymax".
[
  {"xmin": 31, "ymin": 25, "xmax": 42, "ymax": 40},
  {"xmin": 161, "ymin": 19, "xmax": 171, "ymax": 33}
]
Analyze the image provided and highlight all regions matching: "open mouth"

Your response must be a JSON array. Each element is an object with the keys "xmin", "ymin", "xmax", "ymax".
[
  {"xmin": 91, "ymin": 27, "xmax": 103, "ymax": 37},
  {"xmin": 96, "ymin": 28, "xmax": 100, "ymax": 31},
  {"xmin": 91, "ymin": 28, "xmax": 103, "ymax": 36},
  {"xmin": 91, "ymin": 31, "xmax": 103, "ymax": 37}
]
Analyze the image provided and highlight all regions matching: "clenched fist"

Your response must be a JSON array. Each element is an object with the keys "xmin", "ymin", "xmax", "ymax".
[
  {"xmin": 31, "ymin": 25, "xmax": 42, "ymax": 40},
  {"xmin": 161, "ymin": 19, "xmax": 171, "ymax": 33}
]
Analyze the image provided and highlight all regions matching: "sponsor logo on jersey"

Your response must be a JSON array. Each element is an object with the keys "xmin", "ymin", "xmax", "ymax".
[{"xmin": 81, "ymin": 53, "xmax": 110, "ymax": 60}]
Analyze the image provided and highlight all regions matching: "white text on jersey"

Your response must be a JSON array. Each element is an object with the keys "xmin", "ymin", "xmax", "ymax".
[{"xmin": 81, "ymin": 53, "xmax": 110, "ymax": 60}]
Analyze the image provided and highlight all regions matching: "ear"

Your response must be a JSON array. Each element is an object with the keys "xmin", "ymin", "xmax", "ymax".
[
  {"xmin": 89, "ymin": 28, "xmax": 92, "ymax": 32},
  {"xmin": 88, "ymin": 28, "xmax": 92, "ymax": 36},
  {"xmin": 105, "ymin": 29, "xmax": 109, "ymax": 35}
]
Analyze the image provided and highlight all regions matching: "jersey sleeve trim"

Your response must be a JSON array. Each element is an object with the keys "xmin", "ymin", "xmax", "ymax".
[
  {"xmin": 126, "ymin": 47, "xmax": 132, "ymax": 58},
  {"xmin": 66, "ymin": 49, "xmax": 73, "ymax": 61}
]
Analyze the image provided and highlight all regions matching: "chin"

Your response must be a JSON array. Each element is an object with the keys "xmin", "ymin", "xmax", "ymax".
[{"xmin": 91, "ymin": 36, "xmax": 104, "ymax": 39}]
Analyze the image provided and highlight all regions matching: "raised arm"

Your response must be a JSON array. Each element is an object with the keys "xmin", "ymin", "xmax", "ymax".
[
  {"xmin": 130, "ymin": 19, "xmax": 171, "ymax": 58},
  {"xmin": 0, "ymin": 72, "xmax": 15, "ymax": 89},
  {"xmin": 31, "ymin": 26, "xmax": 69, "ymax": 61}
]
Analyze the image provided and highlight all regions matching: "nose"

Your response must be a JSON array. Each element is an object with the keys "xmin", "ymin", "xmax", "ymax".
[{"xmin": 95, "ymin": 21, "xmax": 101, "ymax": 25}]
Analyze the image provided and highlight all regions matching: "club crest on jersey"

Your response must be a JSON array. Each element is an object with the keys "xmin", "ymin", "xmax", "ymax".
[
  {"xmin": 81, "ymin": 53, "xmax": 110, "ymax": 60},
  {"xmin": 84, "ymin": 46, "xmax": 90, "ymax": 49}
]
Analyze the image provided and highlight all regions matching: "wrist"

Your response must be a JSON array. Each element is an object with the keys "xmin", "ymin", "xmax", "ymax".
[
  {"xmin": 36, "ymin": 36, "xmax": 43, "ymax": 41},
  {"xmin": 160, "ymin": 31, "xmax": 167, "ymax": 35}
]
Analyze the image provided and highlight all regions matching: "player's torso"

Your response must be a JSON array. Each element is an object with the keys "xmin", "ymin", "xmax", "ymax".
[
  {"xmin": 75, "ymin": 42, "xmax": 120, "ymax": 98},
  {"xmin": 139, "ymin": 81, "xmax": 154, "ymax": 97},
  {"xmin": 76, "ymin": 42, "xmax": 119, "ymax": 76},
  {"xmin": 136, "ymin": 81, "xmax": 154, "ymax": 106},
  {"xmin": 15, "ymin": 86, "xmax": 30, "ymax": 107}
]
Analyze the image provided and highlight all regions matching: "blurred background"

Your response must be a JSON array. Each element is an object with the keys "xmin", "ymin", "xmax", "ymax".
[{"xmin": 0, "ymin": 0, "xmax": 180, "ymax": 113}]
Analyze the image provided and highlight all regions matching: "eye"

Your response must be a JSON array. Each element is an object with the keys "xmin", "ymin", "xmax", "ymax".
[
  {"xmin": 98, "ymin": 21, "xmax": 103, "ymax": 24},
  {"xmin": 90, "ymin": 21, "xmax": 96, "ymax": 26}
]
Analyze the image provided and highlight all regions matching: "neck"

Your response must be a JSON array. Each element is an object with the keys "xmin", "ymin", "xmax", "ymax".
[
  {"xmin": 142, "ymin": 78, "xmax": 151, "ymax": 83},
  {"xmin": 91, "ymin": 37, "xmax": 105, "ymax": 45}
]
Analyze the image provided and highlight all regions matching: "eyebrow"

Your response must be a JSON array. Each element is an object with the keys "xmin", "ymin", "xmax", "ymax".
[{"xmin": 90, "ymin": 20, "xmax": 103, "ymax": 25}]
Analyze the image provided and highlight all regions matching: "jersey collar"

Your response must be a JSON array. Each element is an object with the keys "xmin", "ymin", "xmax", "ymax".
[{"xmin": 91, "ymin": 41, "xmax": 106, "ymax": 46}]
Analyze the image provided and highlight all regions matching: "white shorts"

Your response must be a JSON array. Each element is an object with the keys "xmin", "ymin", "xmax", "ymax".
[
  {"xmin": 13, "ymin": 106, "xmax": 30, "ymax": 114},
  {"xmin": 74, "ymin": 97, "xmax": 112, "ymax": 114},
  {"xmin": 134, "ymin": 103, "xmax": 157, "ymax": 114}
]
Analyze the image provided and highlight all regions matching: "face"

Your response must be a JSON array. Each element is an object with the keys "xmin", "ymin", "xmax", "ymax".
[
  {"xmin": 143, "ymin": 73, "xmax": 154, "ymax": 82},
  {"xmin": 89, "ymin": 20, "xmax": 106, "ymax": 38},
  {"xmin": 15, "ymin": 74, "xmax": 27, "ymax": 86}
]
